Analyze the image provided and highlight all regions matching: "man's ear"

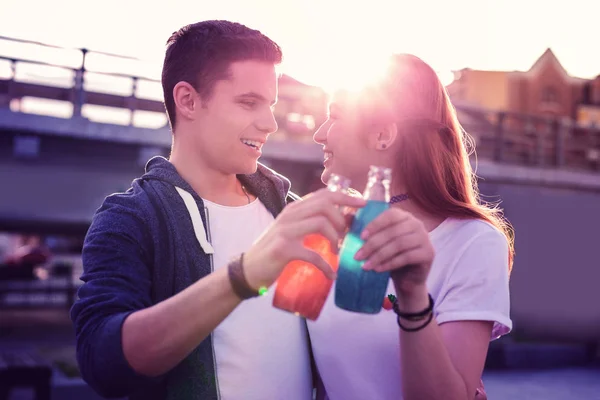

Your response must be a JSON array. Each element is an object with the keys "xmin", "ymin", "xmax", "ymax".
[{"xmin": 173, "ymin": 81, "xmax": 199, "ymax": 122}]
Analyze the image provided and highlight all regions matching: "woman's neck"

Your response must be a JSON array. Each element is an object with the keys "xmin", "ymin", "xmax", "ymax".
[{"xmin": 393, "ymin": 200, "xmax": 445, "ymax": 233}]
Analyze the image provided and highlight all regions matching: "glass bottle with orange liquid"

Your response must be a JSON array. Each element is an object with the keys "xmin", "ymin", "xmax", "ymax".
[{"xmin": 273, "ymin": 174, "xmax": 351, "ymax": 320}]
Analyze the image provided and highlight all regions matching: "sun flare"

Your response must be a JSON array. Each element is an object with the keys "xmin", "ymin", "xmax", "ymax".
[{"xmin": 318, "ymin": 53, "xmax": 393, "ymax": 95}]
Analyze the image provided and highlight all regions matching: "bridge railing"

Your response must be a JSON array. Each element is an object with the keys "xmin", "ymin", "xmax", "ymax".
[
  {"xmin": 458, "ymin": 103, "xmax": 600, "ymax": 171},
  {"xmin": 1, "ymin": 36, "xmax": 599, "ymax": 173},
  {"xmin": 0, "ymin": 35, "xmax": 165, "ymax": 126}
]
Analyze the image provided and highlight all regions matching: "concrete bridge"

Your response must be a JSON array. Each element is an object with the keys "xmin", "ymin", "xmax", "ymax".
[{"xmin": 1, "ymin": 36, "xmax": 600, "ymax": 347}]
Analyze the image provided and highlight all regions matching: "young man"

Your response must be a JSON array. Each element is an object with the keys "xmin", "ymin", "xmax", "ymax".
[{"xmin": 71, "ymin": 20, "xmax": 364, "ymax": 400}]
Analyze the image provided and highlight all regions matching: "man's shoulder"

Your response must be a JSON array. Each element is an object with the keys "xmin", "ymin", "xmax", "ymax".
[
  {"xmin": 90, "ymin": 179, "xmax": 160, "ymax": 235},
  {"xmin": 256, "ymin": 161, "xmax": 287, "ymax": 180},
  {"xmin": 99, "ymin": 179, "xmax": 150, "ymax": 213},
  {"xmin": 254, "ymin": 162, "xmax": 292, "ymax": 195}
]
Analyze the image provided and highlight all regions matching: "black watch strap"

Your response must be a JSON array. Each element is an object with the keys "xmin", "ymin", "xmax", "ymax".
[{"xmin": 228, "ymin": 253, "xmax": 259, "ymax": 300}]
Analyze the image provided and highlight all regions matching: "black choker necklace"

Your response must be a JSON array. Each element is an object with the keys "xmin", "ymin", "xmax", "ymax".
[{"xmin": 389, "ymin": 194, "xmax": 409, "ymax": 204}]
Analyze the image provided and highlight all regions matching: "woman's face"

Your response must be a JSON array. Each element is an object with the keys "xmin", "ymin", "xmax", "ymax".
[
  {"xmin": 313, "ymin": 90, "xmax": 399, "ymax": 192},
  {"xmin": 313, "ymin": 98, "xmax": 372, "ymax": 190}
]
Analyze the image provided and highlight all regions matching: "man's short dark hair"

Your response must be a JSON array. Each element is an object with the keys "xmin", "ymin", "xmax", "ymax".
[{"xmin": 161, "ymin": 20, "xmax": 283, "ymax": 130}]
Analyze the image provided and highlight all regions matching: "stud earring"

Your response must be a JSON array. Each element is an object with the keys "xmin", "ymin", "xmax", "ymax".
[{"xmin": 380, "ymin": 143, "xmax": 387, "ymax": 149}]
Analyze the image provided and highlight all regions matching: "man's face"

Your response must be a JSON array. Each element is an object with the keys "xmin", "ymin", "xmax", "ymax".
[{"xmin": 191, "ymin": 60, "xmax": 278, "ymax": 175}]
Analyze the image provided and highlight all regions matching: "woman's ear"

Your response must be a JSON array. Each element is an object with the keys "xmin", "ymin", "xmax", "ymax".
[{"xmin": 374, "ymin": 122, "xmax": 398, "ymax": 151}]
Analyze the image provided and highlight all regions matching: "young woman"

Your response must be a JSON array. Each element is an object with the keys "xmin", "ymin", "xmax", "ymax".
[{"xmin": 308, "ymin": 54, "xmax": 514, "ymax": 400}]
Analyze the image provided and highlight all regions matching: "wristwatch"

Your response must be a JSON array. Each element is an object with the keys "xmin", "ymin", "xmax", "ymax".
[{"xmin": 227, "ymin": 253, "xmax": 267, "ymax": 300}]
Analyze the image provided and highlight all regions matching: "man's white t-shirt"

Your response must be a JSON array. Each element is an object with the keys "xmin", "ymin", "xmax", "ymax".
[
  {"xmin": 203, "ymin": 198, "xmax": 313, "ymax": 400},
  {"xmin": 307, "ymin": 218, "xmax": 512, "ymax": 400}
]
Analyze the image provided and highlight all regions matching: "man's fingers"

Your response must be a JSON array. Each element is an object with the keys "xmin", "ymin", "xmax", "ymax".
[
  {"xmin": 288, "ymin": 190, "xmax": 364, "ymax": 233},
  {"xmin": 288, "ymin": 216, "xmax": 341, "ymax": 255},
  {"xmin": 292, "ymin": 247, "xmax": 336, "ymax": 280},
  {"xmin": 301, "ymin": 189, "xmax": 366, "ymax": 210}
]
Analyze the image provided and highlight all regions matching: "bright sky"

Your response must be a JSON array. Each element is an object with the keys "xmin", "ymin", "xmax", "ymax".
[
  {"xmin": 1, "ymin": 0, "xmax": 599, "ymax": 86},
  {"xmin": 0, "ymin": 0, "xmax": 598, "ymax": 126}
]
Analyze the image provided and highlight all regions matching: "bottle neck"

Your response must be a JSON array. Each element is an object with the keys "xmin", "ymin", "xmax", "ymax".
[{"xmin": 363, "ymin": 179, "xmax": 390, "ymax": 202}]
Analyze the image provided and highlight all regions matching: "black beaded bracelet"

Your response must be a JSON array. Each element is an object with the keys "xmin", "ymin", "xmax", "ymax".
[
  {"xmin": 392, "ymin": 293, "xmax": 434, "ymax": 321},
  {"xmin": 397, "ymin": 311, "xmax": 434, "ymax": 332}
]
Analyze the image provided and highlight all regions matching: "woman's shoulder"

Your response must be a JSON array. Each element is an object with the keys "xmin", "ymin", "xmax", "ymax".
[
  {"xmin": 431, "ymin": 217, "xmax": 509, "ymax": 268},
  {"xmin": 437, "ymin": 217, "xmax": 506, "ymax": 244}
]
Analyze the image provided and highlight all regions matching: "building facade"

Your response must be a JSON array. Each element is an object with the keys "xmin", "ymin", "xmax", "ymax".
[{"xmin": 447, "ymin": 48, "xmax": 600, "ymax": 127}]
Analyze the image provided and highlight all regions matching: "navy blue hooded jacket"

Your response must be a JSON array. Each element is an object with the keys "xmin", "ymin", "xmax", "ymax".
[{"xmin": 71, "ymin": 156, "xmax": 302, "ymax": 399}]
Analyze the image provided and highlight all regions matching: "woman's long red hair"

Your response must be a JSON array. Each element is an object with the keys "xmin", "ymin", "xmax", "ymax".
[{"xmin": 376, "ymin": 54, "xmax": 515, "ymax": 271}]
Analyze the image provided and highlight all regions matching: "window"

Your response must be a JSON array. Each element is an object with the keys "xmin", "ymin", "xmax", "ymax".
[
  {"xmin": 541, "ymin": 86, "xmax": 559, "ymax": 104},
  {"xmin": 286, "ymin": 112, "xmax": 316, "ymax": 133},
  {"xmin": 583, "ymin": 83, "xmax": 592, "ymax": 104},
  {"xmin": 592, "ymin": 78, "xmax": 600, "ymax": 105},
  {"xmin": 302, "ymin": 115, "xmax": 315, "ymax": 130}
]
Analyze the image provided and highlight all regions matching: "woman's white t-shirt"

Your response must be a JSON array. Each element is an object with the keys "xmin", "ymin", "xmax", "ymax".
[{"xmin": 307, "ymin": 217, "xmax": 512, "ymax": 400}]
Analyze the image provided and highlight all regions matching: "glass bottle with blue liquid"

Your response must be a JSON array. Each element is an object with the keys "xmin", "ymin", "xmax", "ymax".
[{"xmin": 335, "ymin": 165, "xmax": 391, "ymax": 314}]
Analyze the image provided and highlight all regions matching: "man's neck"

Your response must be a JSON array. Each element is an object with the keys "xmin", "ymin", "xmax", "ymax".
[{"xmin": 169, "ymin": 146, "xmax": 253, "ymax": 207}]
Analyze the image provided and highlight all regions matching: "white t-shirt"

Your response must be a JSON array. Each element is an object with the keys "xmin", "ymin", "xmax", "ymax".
[
  {"xmin": 203, "ymin": 198, "xmax": 313, "ymax": 400},
  {"xmin": 307, "ymin": 217, "xmax": 512, "ymax": 400}
]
